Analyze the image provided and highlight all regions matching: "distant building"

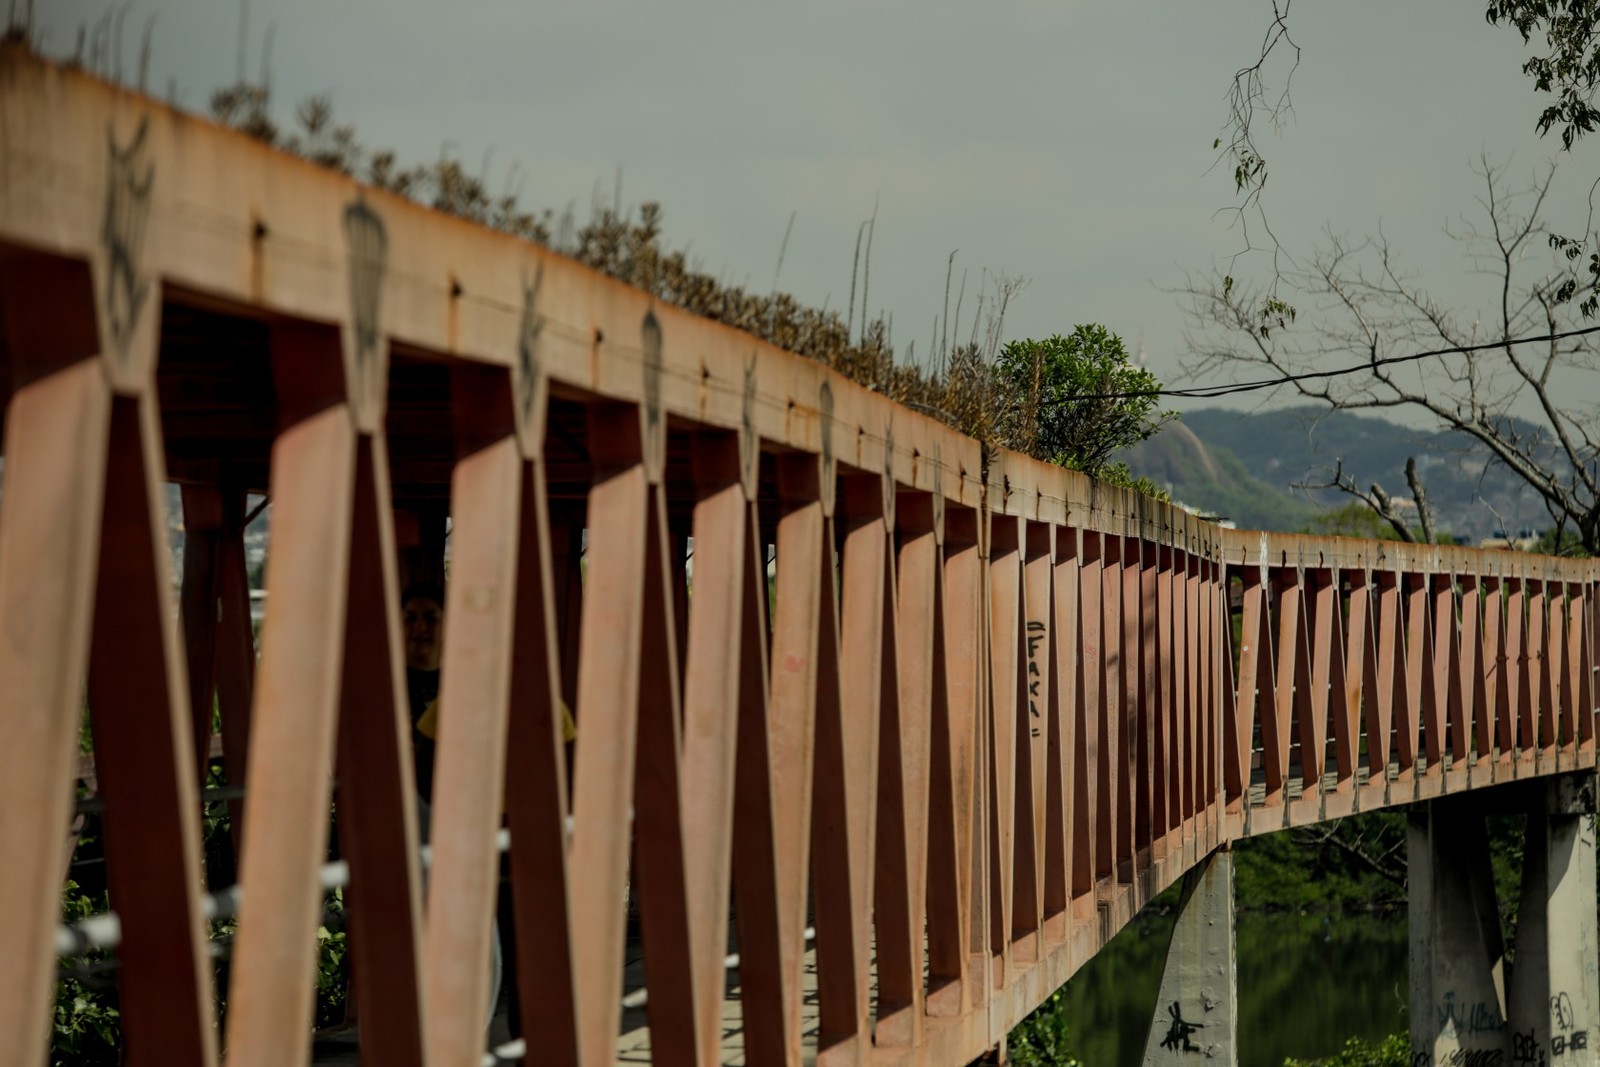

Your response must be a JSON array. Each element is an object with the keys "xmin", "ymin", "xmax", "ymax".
[{"xmin": 1477, "ymin": 532, "xmax": 1541, "ymax": 552}]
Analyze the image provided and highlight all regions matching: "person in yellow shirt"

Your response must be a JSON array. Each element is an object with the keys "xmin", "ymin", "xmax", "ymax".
[
  {"xmin": 400, "ymin": 582, "xmax": 578, "ymax": 1028},
  {"xmin": 402, "ymin": 582, "xmax": 447, "ymax": 801},
  {"xmin": 403, "ymin": 583, "xmax": 576, "ymax": 802}
]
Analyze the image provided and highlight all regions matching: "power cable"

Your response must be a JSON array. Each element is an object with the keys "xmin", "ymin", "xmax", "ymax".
[{"xmin": 1071, "ymin": 324, "xmax": 1600, "ymax": 401}]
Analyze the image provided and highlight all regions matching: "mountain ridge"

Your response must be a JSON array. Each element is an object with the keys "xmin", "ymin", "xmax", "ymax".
[{"xmin": 1122, "ymin": 406, "xmax": 1553, "ymax": 540}]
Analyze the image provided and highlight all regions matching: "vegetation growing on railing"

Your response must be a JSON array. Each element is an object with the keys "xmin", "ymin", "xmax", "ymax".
[
  {"xmin": 205, "ymin": 69, "xmax": 1032, "ymax": 445},
  {"xmin": 206, "ymin": 58, "xmax": 1187, "ymax": 487},
  {"xmin": 0, "ymin": 24, "xmax": 1194, "ymax": 493}
]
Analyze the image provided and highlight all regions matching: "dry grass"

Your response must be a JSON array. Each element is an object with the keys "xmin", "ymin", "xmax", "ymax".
[{"xmin": 203, "ymin": 76, "xmax": 1047, "ymax": 454}]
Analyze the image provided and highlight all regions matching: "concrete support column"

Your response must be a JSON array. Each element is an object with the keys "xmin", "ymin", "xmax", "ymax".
[
  {"xmin": 1409, "ymin": 805, "xmax": 1510, "ymax": 1064},
  {"xmin": 1506, "ymin": 777, "xmax": 1599, "ymax": 1067},
  {"xmin": 1143, "ymin": 848, "xmax": 1237, "ymax": 1066}
]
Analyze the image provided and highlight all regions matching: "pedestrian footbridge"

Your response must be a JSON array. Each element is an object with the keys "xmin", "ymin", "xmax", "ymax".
[{"xmin": 1, "ymin": 45, "xmax": 1596, "ymax": 1067}]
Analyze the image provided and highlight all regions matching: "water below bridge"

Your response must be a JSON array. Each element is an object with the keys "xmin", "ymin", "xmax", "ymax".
[{"xmin": 1058, "ymin": 909, "xmax": 1409, "ymax": 1067}]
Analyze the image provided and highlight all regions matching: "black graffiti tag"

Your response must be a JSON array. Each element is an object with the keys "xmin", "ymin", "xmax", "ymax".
[
  {"xmin": 1159, "ymin": 1001, "xmax": 1203, "ymax": 1053},
  {"xmin": 1026, "ymin": 620, "xmax": 1046, "ymax": 738},
  {"xmin": 1513, "ymin": 1028, "xmax": 1548, "ymax": 1067},
  {"xmin": 1552, "ymin": 992, "xmax": 1576, "ymax": 1033}
]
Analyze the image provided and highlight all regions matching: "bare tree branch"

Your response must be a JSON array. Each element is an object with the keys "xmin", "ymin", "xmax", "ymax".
[
  {"xmin": 1294, "ymin": 461, "xmax": 1417, "ymax": 542},
  {"xmin": 1405, "ymin": 457, "xmax": 1437, "ymax": 545},
  {"xmin": 1182, "ymin": 158, "xmax": 1600, "ymax": 551}
]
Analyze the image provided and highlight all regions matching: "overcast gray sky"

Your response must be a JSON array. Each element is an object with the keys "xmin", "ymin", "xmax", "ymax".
[{"xmin": 41, "ymin": 0, "xmax": 1600, "ymax": 414}]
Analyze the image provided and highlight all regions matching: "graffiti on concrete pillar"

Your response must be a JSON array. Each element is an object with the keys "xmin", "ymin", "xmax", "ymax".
[
  {"xmin": 1552, "ymin": 992, "xmax": 1576, "ymax": 1032},
  {"xmin": 1424, "ymin": 1051, "xmax": 1504, "ymax": 1067},
  {"xmin": 1158, "ymin": 1001, "xmax": 1203, "ymax": 1053},
  {"xmin": 1552, "ymin": 1032, "xmax": 1588, "ymax": 1057},
  {"xmin": 1513, "ymin": 1028, "xmax": 1549, "ymax": 1067},
  {"xmin": 1026, "ymin": 620, "xmax": 1046, "ymax": 739},
  {"xmin": 1551, "ymin": 991, "xmax": 1587, "ymax": 1057},
  {"xmin": 102, "ymin": 116, "xmax": 154, "ymax": 364},
  {"xmin": 1438, "ymin": 991, "xmax": 1505, "ymax": 1039}
]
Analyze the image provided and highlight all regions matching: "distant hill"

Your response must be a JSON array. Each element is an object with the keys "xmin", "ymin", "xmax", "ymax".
[
  {"xmin": 1122, "ymin": 406, "xmax": 1552, "ymax": 540},
  {"xmin": 1121, "ymin": 422, "xmax": 1318, "ymax": 531}
]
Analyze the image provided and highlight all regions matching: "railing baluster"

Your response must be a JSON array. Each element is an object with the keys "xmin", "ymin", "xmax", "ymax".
[
  {"xmin": 812, "ymin": 468, "xmax": 889, "ymax": 1064},
  {"xmin": 742, "ymin": 453, "xmax": 830, "ymax": 1061},
  {"xmin": 936, "ymin": 507, "xmax": 984, "ymax": 1013},
  {"xmin": 1098, "ymin": 535, "xmax": 1121, "ymax": 887},
  {"xmin": 1486, "ymin": 572, "xmax": 1512, "ymax": 773},
  {"xmin": 1264, "ymin": 566, "xmax": 1299, "ymax": 809},
  {"xmin": 1459, "ymin": 566, "xmax": 1488, "ymax": 775},
  {"xmin": 1437, "ymin": 565, "xmax": 1468, "ymax": 779},
  {"xmin": 1398, "ymin": 563, "xmax": 1429, "ymax": 787},
  {"xmin": 678, "ymin": 432, "xmax": 760, "ymax": 1061},
  {"xmin": 567, "ymin": 401, "xmax": 653, "ymax": 1064},
  {"xmin": 87, "ymin": 394, "xmax": 220, "ymax": 1066},
  {"xmin": 1201, "ymin": 554, "xmax": 1222, "ymax": 841},
  {"xmin": 1568, "ymin": 574, "xmax": 1593, "ymax": 760},
  {"xmin": 1136, "ymin": 536, "xmax": 1158, "ymax": 869},
  {"xmin": 986, "ymin": 511, "xmax": 1021, "ymax": 976},
  {"xmin": 1196, "ymin": 543, "xmax": 1216, "ymax": 825},
  {"xmin": 1327, "ymin": 568, "xmax": 1356, "ymax": 798},
  {"xmin": 1305, "ymin": 567, "xmax": 1335, "ymax": 796},
  {"xmin": 1507, "ymin": 573, "xmax": 1529, "ymax": 772},
  {"xmin": 424, "ymin": 366, "xmax": 530, "ymax": 1066},
  {"xmin": 502, "ymin": 449, "xmax": 581, "ymax": 1062},
  {"xmin": 877, "ymin": 490, "xmax": 938, "ymax": 1046},
  {"xmin": 1154, "ymin": 541, "xmax": 1175, "ymax": 860},
  {"xmin": 1073, "ymin": 531, "xmax": 1103, "ymax": 913},
  {"xmin": 1044, "ymin": 524, "xmax": 1079, "ymax": 947},
  {"xmin": 330, "ymin": 431, "xmax": 429, "ymax": 1066},
  {"xmin": 1118, "ymin": 525, "xmax": 1140, "ymax": 881},
  {"xmin": 1017, "ymin": 520, "xmax": 1054, "ymax": 959},
  {"xmin": 227, "ymin": 323, "xmax": 373, "ymax": 1066},
  {"xmin": 1528, "ymin": 576, "xmax": 1551, "ymax": 767}
]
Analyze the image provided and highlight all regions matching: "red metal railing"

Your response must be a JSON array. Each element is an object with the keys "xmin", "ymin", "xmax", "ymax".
[{"xmin": 0, "ymin": 47, "xmax": 1594, "ymax": 1067}]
